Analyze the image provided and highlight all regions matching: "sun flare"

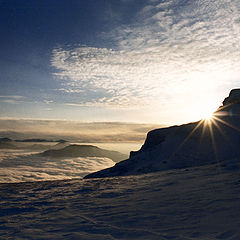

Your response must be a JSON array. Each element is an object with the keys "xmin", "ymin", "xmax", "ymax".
[
  {"xmin": 191, "ymin": 105, "xmax": 215, "ymax": 122},
  {"xmin": 202, "ymin": 111, "xmax": 213, "ymax": 121}
]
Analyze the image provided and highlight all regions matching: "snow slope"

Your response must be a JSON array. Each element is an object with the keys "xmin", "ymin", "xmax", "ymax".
[
  {"xmin": 1, "ymin": 162, "xmax": 240, "ymax": 239},
  {"xmin": 85, "ymin": 89, "xmax": 240, "ymax": 178}
]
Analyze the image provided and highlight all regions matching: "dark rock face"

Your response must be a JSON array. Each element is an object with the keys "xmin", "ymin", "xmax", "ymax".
[
  {"xmin": 223, "ymin": 88, "xmax": 240, "ymax": 106},
  {"xmin": 85, "ymin": 89, "xmax": 240, "ymax": 179}
]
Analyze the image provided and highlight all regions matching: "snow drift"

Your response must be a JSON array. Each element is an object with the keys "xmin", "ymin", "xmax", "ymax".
[{"xmin": 85, "ymin": 89, "xmax": 240, "ymax": 178}]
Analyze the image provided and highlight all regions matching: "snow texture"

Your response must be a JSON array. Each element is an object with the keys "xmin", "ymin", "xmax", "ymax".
[{"xmin": 1, "ymin": 163, "xmax": 240, "ymax": 239}]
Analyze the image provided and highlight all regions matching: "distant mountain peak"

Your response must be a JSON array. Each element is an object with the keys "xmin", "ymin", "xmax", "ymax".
[{"xmin": 40, "ymin": 144, "xmax": 127, "ymax": 162}]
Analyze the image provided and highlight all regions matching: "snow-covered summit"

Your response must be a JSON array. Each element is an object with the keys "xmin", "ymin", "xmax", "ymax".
[{"xmin": 85, "ymin": 89, "xmax": 240, "ymax": 178}]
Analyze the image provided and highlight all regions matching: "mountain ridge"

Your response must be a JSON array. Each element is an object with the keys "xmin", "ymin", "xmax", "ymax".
[{"xmin": 85, "ymin": 89, "xmax": 240, "ymax": 178}]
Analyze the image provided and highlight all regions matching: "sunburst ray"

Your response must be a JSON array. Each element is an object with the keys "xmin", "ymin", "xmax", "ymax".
[{"xmin": 212, "ymin": 116, "xmax": 240, "ymax": 132}]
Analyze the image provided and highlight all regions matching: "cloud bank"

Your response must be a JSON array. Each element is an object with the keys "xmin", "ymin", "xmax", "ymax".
[{"xmin": 0, "ymin": 119, "xmax": 162, "ymax": 143}]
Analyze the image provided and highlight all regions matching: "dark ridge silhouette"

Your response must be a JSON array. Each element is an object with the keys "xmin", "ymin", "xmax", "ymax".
[
  {"xmin": 15, "ymin": 139, "xmax": 66, "ymax": 142},
  {"xmin": 40, "ymin": 144, "xmax": 127, "ymax": 162},
  {"xmin": 0, "ymin": 141, "xmax": 69, "ymax": 151},
  {"xmin": 0, "ymin": 137, "xmax": 12, "ymax": 142},
  {"xmin": 85, "ymin": 89, "xmax": 240, "ymax": 178},
  {"xmin": 28, "ymin": 142, "xmax": 69, "ymax": 151},
  {"xmin": 57, "ymin": 139, "xmax": 68, "ymax": 143}
]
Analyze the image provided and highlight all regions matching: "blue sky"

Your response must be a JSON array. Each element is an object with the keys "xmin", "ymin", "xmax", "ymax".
[{"xmin": 1, "ymin": 0, "xmax": 240, "ymax": 124}]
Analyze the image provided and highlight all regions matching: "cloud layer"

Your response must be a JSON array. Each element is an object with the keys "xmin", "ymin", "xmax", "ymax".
[
  {"xmin": 0, "ymin": 150, "xmax": 115, "ymax": 183},
  {"xmin": 51, "ymin": 0, "xmax": 240, "ymax": 122}
]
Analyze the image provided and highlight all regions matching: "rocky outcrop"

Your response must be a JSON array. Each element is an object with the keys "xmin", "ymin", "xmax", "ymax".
[
  {"xmin": 223, "ymin": 89, "xmax": 240, "ymax": 106},
  {"xmin": 85, "ymin": 89, "xmax": 240, "ymax": 178}
]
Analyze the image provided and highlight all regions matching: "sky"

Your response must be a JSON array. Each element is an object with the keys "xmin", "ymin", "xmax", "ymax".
[{"xmin": 0, "ymin": 0, "xmax": 240, "ymax": 125}]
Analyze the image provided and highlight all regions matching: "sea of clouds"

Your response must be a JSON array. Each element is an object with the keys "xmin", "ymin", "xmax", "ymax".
[{"xmin": 0, "ymin": 150, "xmax": 115, "ymax": 183}]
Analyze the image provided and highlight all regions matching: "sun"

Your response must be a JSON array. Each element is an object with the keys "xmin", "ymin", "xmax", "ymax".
[
  {"xmin": 191, "ymin": 107, "xmax": 214, "ymax": 122},
  {"xmin": 202, "ymin": 111, "xmax": 213, "ymax": 121},
  {"xmin": 189, "ymin": 100, "xmax": 217, "ymax": 123}
]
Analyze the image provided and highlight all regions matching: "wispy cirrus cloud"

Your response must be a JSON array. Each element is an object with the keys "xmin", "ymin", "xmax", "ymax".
[
  {"xmin": 51, "ymin": 0, "xmax": 240, "ymax": 122},
  {"xmin": 0, "ymin": 95, "xmax": 25, "ymax": 99},
  {"xmin": 0, "ymin": 95, "xmax": 54, "ymax": 106},
  {"xmin": 0, "ymin": 95, "xmax": 25, "ymax": 104}
]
